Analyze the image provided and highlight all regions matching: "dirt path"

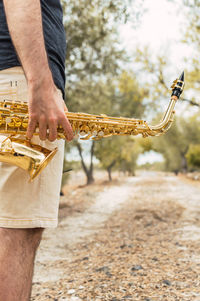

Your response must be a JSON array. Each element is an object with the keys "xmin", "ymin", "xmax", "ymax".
[
  {"xmin": 31, "ymin": 173, "xmax": 200, "ymax": 301},
  {"xmin": 33, "ymin": 177, "xmax": 139, "ymax": 283}
]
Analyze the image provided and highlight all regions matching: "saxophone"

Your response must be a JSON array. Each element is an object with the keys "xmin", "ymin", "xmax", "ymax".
[{"xmin": 0, "ymin": 72, "xmax": 184, "ymax": 181}]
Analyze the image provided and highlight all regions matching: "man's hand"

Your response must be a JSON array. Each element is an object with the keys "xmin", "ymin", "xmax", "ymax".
[
  {"xmin": 3, "ymin": 0, "xmax": 73, "ymax": 142},
  {"xmin": 27, "ymin": 77, "xmax": 73, "ymax": 142}
]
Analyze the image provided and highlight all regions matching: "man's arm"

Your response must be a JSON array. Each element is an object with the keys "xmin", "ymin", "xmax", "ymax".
[{"xmin": 3, "ymin": 0, "xmax": 73, "ymax": 141}]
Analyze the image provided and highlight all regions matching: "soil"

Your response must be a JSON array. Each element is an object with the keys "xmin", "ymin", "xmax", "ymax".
[{"xmin": 31, "ymin": 171, "xmax": 200, "ymax": 301}]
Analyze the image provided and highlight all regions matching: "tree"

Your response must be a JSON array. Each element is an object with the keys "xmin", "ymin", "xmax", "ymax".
[
  {"xmin": 181, "ymin": 0, "xmax": 200, "ymax": 101},
  {"xmin": 66, "ymin": 79, "xmax": 118, "ymax": 184},
  {"xmin": 134, "ymin": 43, "xmax": 200, "ymax": 108},
  {"xmin": 117, "ymin": 71, "xmax": 147, "ymax": 118},
  {"xmin": 152, "ymin": 115, "xmax": 200, "ymax": 173},
  {"xmin": 94, "ymin": 71, "xmax": 147, "ymax": 181},
  {"xmin": 166, "ymin": 0, "xmax": 200, "ymax": 105},
  {"xmin": 63, "ymin": 0, "xmax": 143, "ymax": 90},
  {"xmin": 134, "ymin": 47, "xmax": 169, "ymax": 101},
  {"xmin": 68, "ymin": 71, "xmax": 146, "ymax": 184},
  {"xmin": 117, "ymin": 137, "xmax": 141, "ymax": 176},
  {"xmin": 61, "ymin": 0, "xmax": 144, "ymax": 183},
  {"xmin": 75, "ymin": 140, "xmax": 95, "ymax": 185},
  {"xmin": 186, "ymin": 144, "xmax": 200, "ymax": 170},
  {"xmin": 95, "ymin": 136, "xmax": 141, "ymax": 180},
  {"xmin": 95, "ymin": 137, "xmax": 122, "ymax": 181}
]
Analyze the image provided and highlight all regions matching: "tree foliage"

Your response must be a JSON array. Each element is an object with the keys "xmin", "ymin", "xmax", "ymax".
[
  {"xmin": 186, "ymin": 144, "xmax": 200, "ymax": 169},
  {"xmin": 95, "ymin": 136, "xmax": 141, "ymax": 180},
  {"xmin": 133, "ymin": 0, "xmax": 200, "ymax": 107},
  {"xmin": 70, "ymin": 72, "xmax": 146, "ymax": 183},
  {"xmin": 152, "ymin": 115, "xmax": 200, "ymax": 172},
  {"xmin": 134, "ymin": 47, "xmax": 169, "ymax": 100},
  {"xmin": 63, "ymin": 0, "xmax": 145, "ymax": 111},
  {"xmin": 93, "ymin": 72, "xmax": 147, "ymax": 181},
  {"xmin": 63, "ymin": 0, "xmax": 142, "ymax": 89},
  {"xmin": 117, "ymin": 71, "xmax": 147, "ymax": 117},
  {"xmin": 181, "ymin": 0, "xmax": 200, "ymax": 95},
  {"xmin": 61, "ymin": 0, "xmax": 145, "ymax": 183}
]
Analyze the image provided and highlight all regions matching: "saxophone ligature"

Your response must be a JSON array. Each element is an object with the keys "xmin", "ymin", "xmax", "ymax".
[{"xmin": 0, "ymin": 72, "xmax": 185, "ymax": 181}]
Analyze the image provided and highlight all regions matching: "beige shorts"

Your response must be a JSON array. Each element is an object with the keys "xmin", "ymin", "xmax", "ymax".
[{"xmin": 0, "ymin": 67, "xmax": 65, "ymax": 228}]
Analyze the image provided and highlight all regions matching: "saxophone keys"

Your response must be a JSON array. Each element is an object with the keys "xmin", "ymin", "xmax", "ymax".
[
  {"xmin": 80, "ymin": 133, "xmax": 92, "ymax": 140},
  {"xmin": 6, "ymin": 117, "xmax": 12, "ymax": 124},
  {"xmin": 13, "ymin": 117, "xmax": 22, "ymax": 128},
  {"xmin": 6, "ymin": 117, "xmax": 15, "ymax": 128},
  {"xmin": 92, "ymin": 130, "xmax": 97, "ymax": 137},
  {"xmin": 82, "ymin": 125, "xmax": 90, "ymax": 131},
  {"xmin": 98, "ymin": 131, "xmax": 104, "ymax": 137},
  {"xmin": 22, "ymin": 119, "xmax": 28, "ymax": 129},
  {"xmin": 79, "ymin": 131, "xmax": 86, "ymax": 136}
]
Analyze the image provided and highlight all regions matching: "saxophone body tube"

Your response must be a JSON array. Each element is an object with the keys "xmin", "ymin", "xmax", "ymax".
[{"xmin": 0, "ymin": 72, "xmax": 185, "ymax": 180}]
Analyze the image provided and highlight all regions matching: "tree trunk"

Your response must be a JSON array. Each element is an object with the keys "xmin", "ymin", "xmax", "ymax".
[
  {"xmin": 76, "ymin": 141, "xmax": 95, "ymax": 185},
  {"xmin": 128, "ymin": 169, "xmax": 135, "ymax": 176},
  {"xmin": 106, "ymin": 160, "xmax": 116, "ymax": 182},
  {"xmin": 86, "ymin": 171, "xmax": 94, "ymax": 185},
  {"xmin": 107, "ymin": 167, "xmax": 112, "ymax": 181},
  {"xmin": 181, "ymin": 154, "xmax": 188, "ymax": 173},
  {"xmin": 181, "ymin": 148, "xmax": 189, "ymax": 173},
  {"xmin": 88, "ymin": 141, "xmax": 95, "ymax": 184}
]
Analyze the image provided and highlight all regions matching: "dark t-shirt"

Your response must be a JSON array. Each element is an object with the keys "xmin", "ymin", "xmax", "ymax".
[{"xmin": 0, "ymin": 0, "xmax": 66, "ymax": 98}]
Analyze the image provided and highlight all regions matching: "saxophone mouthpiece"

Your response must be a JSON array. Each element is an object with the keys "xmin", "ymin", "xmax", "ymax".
[
  {"xmin": 171, "ymin": 71, "xmax": 185, "ymax": 99},
  {"xmin": 179, "ymin": 71, "xmax": 184, "ymax": 82}
]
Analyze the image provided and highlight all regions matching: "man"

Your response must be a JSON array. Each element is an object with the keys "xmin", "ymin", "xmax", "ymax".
[{"xmin": 0, "ymin": 0, "xmax": 73, "ymax": 300}]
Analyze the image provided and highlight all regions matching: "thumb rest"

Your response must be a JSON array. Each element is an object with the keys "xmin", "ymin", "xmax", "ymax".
[{"xmin": 0, "ymin": 72, "xmax": 184, "ymax": 181}]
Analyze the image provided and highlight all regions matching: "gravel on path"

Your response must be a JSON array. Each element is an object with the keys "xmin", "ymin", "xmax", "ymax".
[{"xmin": 31, "ymin": 173, "xmax": 200, "ymax": 301}]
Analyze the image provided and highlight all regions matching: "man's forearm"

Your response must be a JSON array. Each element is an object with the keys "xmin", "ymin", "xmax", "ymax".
[
  {"xmin": 3, "ymin": 0, "xmax": 73, "ymax": 142},
  {"xmin": 3, "ymin": 0, "xmax": 53, "ymax": 86}
]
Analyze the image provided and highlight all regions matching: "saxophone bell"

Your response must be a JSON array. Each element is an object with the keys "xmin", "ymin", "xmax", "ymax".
[{"xmin": 0, "ymin": 135, "xmax": 57, "ymax": 181}]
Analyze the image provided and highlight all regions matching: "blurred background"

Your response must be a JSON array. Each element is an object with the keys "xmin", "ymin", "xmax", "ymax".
[{"xmin": 61, "ymin": 0, "xmax": 200, "ymax": 186}]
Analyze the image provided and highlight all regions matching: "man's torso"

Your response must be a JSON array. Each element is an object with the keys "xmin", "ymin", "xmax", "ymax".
[{"xmin": 0, "ymin": 0, "xmax": 66, "ymax": 97}]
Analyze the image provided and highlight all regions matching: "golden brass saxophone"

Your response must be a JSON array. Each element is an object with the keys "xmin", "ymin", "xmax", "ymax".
[{"xmin": 0, "ymin": 72, "xmax": 184, "ymax": 181}]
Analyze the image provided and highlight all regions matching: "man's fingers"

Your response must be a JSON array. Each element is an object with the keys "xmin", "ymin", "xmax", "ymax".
[
  {"xmin": 27, "ymin": 103, "xmax": 73, "ymax": 142},
  {"xmin": 60, "ymin": 117, "xmax": 74, "ymax": 141},
  {"xmin": 39, "ymin": 116, "xmax": 47, "ymax": 140},
  {"xmin": 48, "ymin": 118, "xmax": 58, "ymax": 142},
  {"xmin": 62, "ymin": 101, "xmax": 68, "ymax": 112},
  {"xmin": 27, "ymin": 116, "xmax": 73, "ymax": 142},
  {"xmin": 26, "ymin": 118, "xmax": 37, "ymax": 139}
]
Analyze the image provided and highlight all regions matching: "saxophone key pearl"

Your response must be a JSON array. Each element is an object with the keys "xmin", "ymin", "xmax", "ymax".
[
  {"xmin": 6, "ymin": 117, "xmax": 12, "ymax": 124},
  {"xmin": 92, "ymin": 130, "xmax": 97, "ymax": 136},
  {"xmin": 80, "ymin": 131, "xmax": 86, "ymax": 136},
  {"xmin": 98, "ymin": 131, "xmax": 104, "ymax": 137}
]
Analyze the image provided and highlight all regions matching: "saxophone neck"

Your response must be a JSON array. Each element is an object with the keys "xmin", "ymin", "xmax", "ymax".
[
  {"xmin": 166, "ymin": 71, "xmax": 185, "ymax": 117},
  {"xmin": 150, "ymin": 71, "xmax": 185, "ymax": 133}
]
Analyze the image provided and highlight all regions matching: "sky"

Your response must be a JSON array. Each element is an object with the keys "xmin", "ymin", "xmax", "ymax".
[{"xmin": 67, "ymin": 0, "xmax": 195, "ymax": 165}]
